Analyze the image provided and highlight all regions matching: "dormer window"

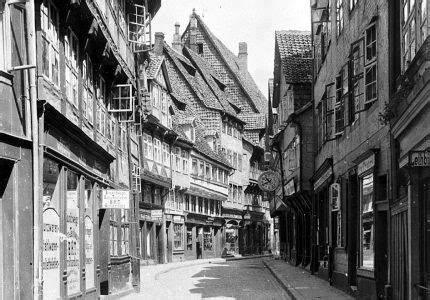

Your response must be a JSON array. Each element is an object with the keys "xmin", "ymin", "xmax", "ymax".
[{"xmin": 197, "ymin": 43, "xmax": 204, "ymax": 54}]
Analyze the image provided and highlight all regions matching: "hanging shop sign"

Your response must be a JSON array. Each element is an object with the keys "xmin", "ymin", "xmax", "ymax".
[
  {"xmin": 358, "ymin": 154, "xmax": 375, "ymax": 176},
  {"xmin": 151, "ymin": 210, "xmax": 163, "ymax": 218},
  {"xmin": 285, "ymin": 179, "xmax": 296, "ymax": 196},
  {"xmin": 258, "ymin": 170, "xmax": 282, "ymax": 192},
  {"xmin": 314, "ymin": 168, "xmax": 332, "ymax": 190},
  {"xmin": 101, "ymin": 189, "xmax": 130, "ymax": 209},
  {"xmin": 329, "ymin": 183, "xmax": 341, "ymax": 211},
  {"xmin": 409, "ymin": 150, "xmax": 430, "ymax": 167}
]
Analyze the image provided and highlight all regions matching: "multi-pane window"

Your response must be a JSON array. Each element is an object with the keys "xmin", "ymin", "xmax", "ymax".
[
  {"xmin": 82, "ymin": 55, "xmax": 94, "ymax": 124},
  {"xmin": 365, "ymin": 25, "xmax": 377, "ymax": 104},
  {"xmin": 199, "ymin": 160, "xmax": 204, "ymax": 177},
  {"xmin": 191, "ymin": 196, "xmax": 196, "ymax": 212},
  {"xmin": 198, "ymin": 197, "xmax": 203, "ymax": 213},
  {"xmin": 65, "ymin": 29, "xmax": 79, "ymax": 107},
  {"xmin": 142, "ymin": 133, "xmax": 153, "ymax": 160},
  {"xmin": 205, "ymin": 163, "xmax": 211, "ymax": 179},
  {"xmin": 325, "ymin": 83, "xmax": 336, "ymax": 140},
  {"xmin": 132, "ymin": 163, "xmax": 141, "ymax": 192},
  {"xmin": 153, "ymin": 138, "xmax": 162, "ymax": 163},
  {"xmin": 122, "ymin": 225, "xmax": 129, "ymax": 255},
  {"xmin": 40, "ymin": 0, "xmax": 59, "ymax": 86},
  {"xmin": 182, "ymin": 150, "xmax": 189, "ymax": 174},
  {"xmin": 185, "ymin": 195, "xmax": 190, "ymax": 211},
  {"xmin": 174, "ymin": 224, "xmax": 183, "ymax": 250},
  {"xmin": 212, "ymin": 166, "xmax": 218, "ymax": 181},
  {"xmin": 336, "ymin": 0, "xmax": 344, "ymax": 37},
  {"xmin": 351, "ymin": 38, "xmax": 365, "ymax": 120},
  {"xmin": 109, "ymin": 84, "xmax": 133, "ymax": 112},
  {"xmin": 360, "ymin": 174, "xmax": 374, "ymax": 270},
  {"xmin": 335, "ymin": 63, "xmax": 348, "ymax": 135},
  {"xmin": 96, "ymin": 77, "xmax": 107, "ymax": 136},
  {"xmin": 128, "ymin": 3, "xmax": 150, "ymax": 50},
  {"xmin": 162, "ymin": 143, "xmax": 170, "ymax": 169},
  {"xmin": 402, "ymin": 0, "xmax": 428, "ymax": 71}
]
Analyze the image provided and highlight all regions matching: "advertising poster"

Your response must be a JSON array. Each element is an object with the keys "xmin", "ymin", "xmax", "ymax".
[
  {"xmin": 66, "ymin": 190, "xmax": 80, "ymax": 295},
  {"xmin": 42, "ymin": 208, "xmax": 60, "ymax": 300},
  {"xmin": 85, "ymin": 216, "xmax": 95, "ymax": 289}
]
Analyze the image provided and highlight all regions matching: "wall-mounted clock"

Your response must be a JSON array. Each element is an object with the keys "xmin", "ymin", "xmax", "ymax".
[{"xmin": 258, "ymin": 170, "xmax": 281, "ymax": 192}]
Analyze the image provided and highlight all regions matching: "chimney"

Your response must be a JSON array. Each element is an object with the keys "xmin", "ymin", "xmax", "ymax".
[
  {"xmin": 172, "ymin": 22, "xmax": 183, "ymax": 52},
  {"xmin": 154, "ymin": 32, "xmax": 164, "ymax": 55},
  {"xmin": 238, "ymin": 42, "xmax": 248, "ymax": 71},
  {"xmin": 189, "ymin": 9, "xmax": 198, "ymax": 53}
]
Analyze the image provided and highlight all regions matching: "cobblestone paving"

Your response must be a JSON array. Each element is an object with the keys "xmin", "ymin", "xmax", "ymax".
[{"xmin": 121, "ymin": 258, "xmax": 291, "ymax": 300}]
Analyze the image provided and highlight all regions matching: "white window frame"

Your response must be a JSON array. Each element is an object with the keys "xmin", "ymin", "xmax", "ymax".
[{"xmin": 109, "ymin": 84, "xmax": 133, "ymax": 112}]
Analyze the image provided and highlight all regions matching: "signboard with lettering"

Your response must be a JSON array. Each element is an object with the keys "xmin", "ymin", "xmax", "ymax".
[
  {"xmin": 409, "ymin": 150, "xmax": 430, "ymax": 167},
  {"xmin": 314, "ymin": 168, "xmax": 332, "ymax": 190},
  {"xmin": 42, "ymin": 208, "xmax": 60, "ymax": 300},
  {"xmin": 151, "ymin": 210, "xmax": 163, "ymax": 218},
  {"xmin": 101, "ymin": 190, "xmax": 130, "ymax": 209},
  {"xmin": 66, "ymin": 190, "xmax": 80, "ymax": 295},
  {"xmin": 285, "ymin": 179, "xmax": 296, "ymax": 196},
  {"xmin": 358, "ymin": 154, "xmax": 375, "ymax": 176}
]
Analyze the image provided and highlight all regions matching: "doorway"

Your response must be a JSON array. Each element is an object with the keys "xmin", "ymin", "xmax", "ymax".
[
  {"xmin": 196, "ymin": 226, "xmax": 203, "ymax": 259},
  {"xmin": 156, "ymin": 225, "xmax": 162, "ymax": 263}
]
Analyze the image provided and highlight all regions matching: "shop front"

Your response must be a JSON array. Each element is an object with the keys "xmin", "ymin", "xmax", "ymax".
[
  {"xmin": 310, "ymin": 159, "xmax": 333, "ymax": 281},
  {"xmin": 184, "ymin": 213, "xmax": 223, "ymax": 260},
  {"xmin": 222, "ymin": 209, "xmax": 243, "ymax": 255},
  {"xmin": 139, "ymin": 208, "xmax": 164, "ymax": 265},
  {"xmin": 165, "ymin": 214, "xmax": 186, "ymax": 263},
  {"xmin": 42, "ymin": 121, "xmax": 115, "ymax": 299}
]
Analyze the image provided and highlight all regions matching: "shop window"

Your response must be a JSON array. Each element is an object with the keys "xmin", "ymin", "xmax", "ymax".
[
  {"xmin": 109, "ymin": 84, "xmax": 133, "ymax": 112},
  {"xmin": 360, "ymin": 173, "xmax": 374, "ymax": 270},
  {"xmin": 84, "ymin": 180, "xmax": 95, "ymax": 290},
  {"xmin": 40, "ymin": 0, "xmax": 59, "ymax": 86},
  {"xmin": 174, "ymin": 224, "xmax": 184, "ymax": 250},
  {"xmin": 65, "ymin": 29, "xmax": 78, "ymax": 107},
  {"xmin": 110, "ymin": 225, "xmax": 118, "ymax": 256},
  {"xmin": 66, "ymin": 170, "xmax": 80, "ymax": 295},
  {"xmin": 42, "ymin": 158, "xmax": 61, "ymax": 300},
  {"xmin": 187, "ymin": 226, "xmax": 193, "ymax": 250},
  {"xmin": 122, "ymin": 225, "xmax": 129, "ymax": 255},
  {"xmin": 203, "ymin": 228, "xmax": 213, "ymax": 251}
]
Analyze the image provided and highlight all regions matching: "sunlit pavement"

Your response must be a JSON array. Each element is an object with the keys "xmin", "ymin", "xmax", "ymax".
[{"xmin": 120, "ymin": 258, "xmax": 291, "ymax": 300}]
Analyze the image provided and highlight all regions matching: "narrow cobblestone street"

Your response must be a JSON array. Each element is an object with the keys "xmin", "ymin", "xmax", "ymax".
[{"xmin": 121, "ymin": 258, "xmax": 290, "ymax": 300}]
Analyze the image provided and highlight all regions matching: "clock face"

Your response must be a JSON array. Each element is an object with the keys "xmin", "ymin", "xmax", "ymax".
[{"xmin": 258, "ymin": 171, "xmax": 281, "ymax": 192}]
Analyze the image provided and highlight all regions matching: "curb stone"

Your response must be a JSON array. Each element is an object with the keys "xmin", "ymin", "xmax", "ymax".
[{"xmin": 262, "ymin": 259, "xmax": 301, "ymax": 300}]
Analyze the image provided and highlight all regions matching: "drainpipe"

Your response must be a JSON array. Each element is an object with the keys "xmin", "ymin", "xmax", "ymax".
[{"xmin": 26, "ymin": 0, "xmax": 41, "ymax": 299}]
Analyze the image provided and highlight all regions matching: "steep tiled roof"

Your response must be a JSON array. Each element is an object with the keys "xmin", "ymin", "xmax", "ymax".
[
  {"xmin": 146, "ymin": 52, "xmax": 164, "ymax": 79},
  {"xmin": 164, "ymin": 43, "xmax": 224, "ymax": 112},
  {"xmin": 275, "ymin": 30, "xmax": 312, "ymax": 83},
  {"xmin": 194, "ymin": 124, "xmax": 232, "ymax": 168},
  {"xmin": 183, "ymin": 47, "xmax": 241, "ymax": 120},
  {"xmin": 193, "ymin": 13, "xmax": 268, "ymax": 115},
  {"xmin": 239, "ymin": 113, "xmax": 266, "ymax": 130}
]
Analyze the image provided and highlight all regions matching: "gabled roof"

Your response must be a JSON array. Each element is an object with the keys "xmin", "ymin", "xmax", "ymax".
[
  {"xmin": 183, "ymin": 46, "xmax": 241, "ymax": 121},
  {"xmin": 146, "ymin": 52, "xmax": 164, "ymax": 79},
  {"xmin": 189, "ymin": 13, "xmax": 268, "ymax": 115},
  {"xmin": 275, "ymin": 30, "xmax": 312, "ymax": 84},
  {"xmin": 164, "ymin": 43, "xmax": 224, "ymax": 112},
  {"xmin": 239, "ymin": 113, "xmax": 266, "ymax": 130}
]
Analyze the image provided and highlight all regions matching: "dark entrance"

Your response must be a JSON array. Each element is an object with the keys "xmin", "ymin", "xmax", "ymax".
[
  {"xmin": 196, "ymin": 226, "xmax": 203, "ymax": 259},
  {"xmin": 156, "ymin": 225, "xmax": 162, "ymax": 263}
]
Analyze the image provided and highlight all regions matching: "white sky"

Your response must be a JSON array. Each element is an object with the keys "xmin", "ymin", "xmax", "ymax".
[{"xmin": 152, "ymin": 0, "xmax": 311, "ymax": 99}]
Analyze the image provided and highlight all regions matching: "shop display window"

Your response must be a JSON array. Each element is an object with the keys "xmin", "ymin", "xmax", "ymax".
[
  {"xmin": 360, "ymin": 173, "xmax": 374, "ymax": 270},
  {"xmin": 203, "ymin": 228, "xmax": 213, "ymax": 251},
  {"xmin": 186, "ymin": 226, "xmax": 193, "ymax": 251},
  {"xmin": 174, "ymin": 224, "xmax": 184, "ymax": 250}
]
